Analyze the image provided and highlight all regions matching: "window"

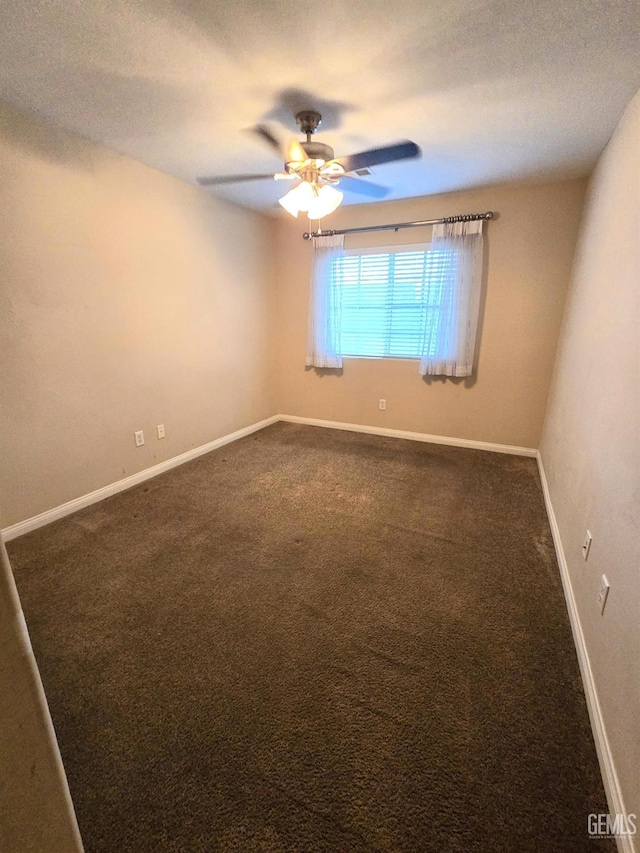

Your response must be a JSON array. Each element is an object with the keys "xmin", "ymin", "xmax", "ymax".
[
  {"xmin": 305, "ymin": 222, "xmax": 483, "ymax": 377},
  {"xmin": 331, "ymin": 245, "xmax": 456, "ymax": 359}
]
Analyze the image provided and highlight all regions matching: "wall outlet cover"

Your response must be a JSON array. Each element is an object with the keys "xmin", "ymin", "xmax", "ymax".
[{"xmin": 598, "ymin": 574, "xmax": 610, "ymax": 614}]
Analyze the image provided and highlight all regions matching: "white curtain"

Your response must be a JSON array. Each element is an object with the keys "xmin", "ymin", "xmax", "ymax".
[
  {"xmin": 305, "ymin": 234, "xmax": 345, "ymax": 368},
  {"xmin": 419, "ymin": 220, "xmax": 484, "ymax": 377}
]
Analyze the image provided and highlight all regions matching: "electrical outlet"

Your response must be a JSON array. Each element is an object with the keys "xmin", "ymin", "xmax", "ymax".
[
  {"xmin": 134, "ymin": 430, "xmax": 144, "ymax": 447},
  {"xmin": 157, "ymin": 424, "xmax": 165, "ymax": 440},
  {"xmin": 582, "ymin": 530, "xmax": 592, "ymax": 561},
  {"xmin": 598, "ymin": 574, "xmax": 610, "ymax": 614},
  {"xmin": 379, "ymin": 399, "xmax": 387, "ymax": 411}
]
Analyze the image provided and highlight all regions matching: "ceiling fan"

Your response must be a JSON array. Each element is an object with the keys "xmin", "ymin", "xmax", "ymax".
[{"xmin": 197, "ymin": 110, "xmax": 421, "ymax": 220}]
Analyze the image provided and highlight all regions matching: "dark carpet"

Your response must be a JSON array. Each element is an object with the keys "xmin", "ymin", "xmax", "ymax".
[{"xmin": 8, "ymin": 423, "xmax": 611, "ymax": 852}]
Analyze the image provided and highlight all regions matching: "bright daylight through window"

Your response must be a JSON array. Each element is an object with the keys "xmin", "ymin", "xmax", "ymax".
[{"xmin": 332, "ymin": 246, "xmax": 455, "ymax": 359}]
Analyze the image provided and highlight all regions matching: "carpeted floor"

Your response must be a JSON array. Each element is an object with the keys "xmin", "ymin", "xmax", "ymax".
[{"xmin": 8, "ymin": 423, "xmax": 611, "ymax": 852}]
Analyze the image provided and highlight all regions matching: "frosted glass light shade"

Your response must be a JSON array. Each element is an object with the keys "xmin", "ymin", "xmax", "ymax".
[
  {"xmin": 278, "ymin": 181, "xmax": 343, "ymax": 220},
  {"xmin": 278, "ymin": 188, "xmax": 301, "ymax": 217},
  {"xmin": 306, "ymin": 185, "xmax": 343, "ymax": 220},
  {"xmin": 278, "ymin": 181, "xmax": 315, "ymax": 216}
]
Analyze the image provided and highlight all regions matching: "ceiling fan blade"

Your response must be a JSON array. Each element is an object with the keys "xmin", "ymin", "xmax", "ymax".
[
  {"xmin": 337, "ymin": 176, "xmax": 389, "ymax": 199},
  {"xmin": 197, "ymin": 173, "xmax": 276, "ymax": 186},
  {"xmin": 334, "ymin": 141, "xmax": 421, "ymax": 174},
  {"xmin": 286, "ymin": 136, "xmax": 308, "ymax": 164},
  {"xmin": 252, "ymin": 123, "xmax": 307, "ymax": 164},
  {"xmin": 253, "ymin": 124, "xmax": 282, "ymax": 156}
]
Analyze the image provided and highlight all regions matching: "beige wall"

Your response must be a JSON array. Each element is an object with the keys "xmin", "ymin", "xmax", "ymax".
[
  {"xmin": 274, "ymin": 179, "xmax": 587, "ymax": 449},
  {"xmin": 540, "ymin": 90, "xmax": 640, "ymax": 823},
  {"xmin": 1, "ymin": 94, "xmax": 628, "ymax": 841},
  {"xmin": 0, "ymin": 538, "xmax": 83, "ymax": 851},
  {"xmin": 0, "ymin": 102, "xmax": 277, "ymax": 528}
]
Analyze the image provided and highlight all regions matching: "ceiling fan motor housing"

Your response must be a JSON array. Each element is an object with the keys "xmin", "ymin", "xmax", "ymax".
[{"xmin": 301, "ymin": 140, "xmax": 335, "ymax": 162}]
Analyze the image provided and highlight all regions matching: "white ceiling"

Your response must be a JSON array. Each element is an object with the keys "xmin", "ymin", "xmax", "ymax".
[{"xmin": 1, "ymin": 0, "xmax": 639, "ymax": 212}]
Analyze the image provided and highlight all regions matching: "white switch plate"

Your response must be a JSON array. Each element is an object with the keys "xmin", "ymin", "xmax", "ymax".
[
  {"xmin": 582, "ymin": 530, "xmax": 592, "ymax": 561},
  {"xmin": 598, "ymin": 574, "xmax": 610, "ymax": 614},
  {"xmin": 379, "ymin": 399, "xmax": 387, "ymax": 411},
  {"xmin": 134, "ymin": 430, "xmax": 144, "ymax": 447},
  {"xmin": 157, "ymin": 424, "xmax": 165, "ymax": 439}
]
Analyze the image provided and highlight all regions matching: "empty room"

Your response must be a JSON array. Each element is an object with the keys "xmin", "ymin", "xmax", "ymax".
[{"xmin": 1, "ymin": 1, "xmax": 638, "ymax": 851}]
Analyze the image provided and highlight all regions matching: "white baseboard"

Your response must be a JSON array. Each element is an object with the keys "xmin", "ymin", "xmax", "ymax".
[
  {"xmin": 536, "ymin": 452, "xmax": 633, "ymax": 853},
  {"xmin": 278, "ymin": 414, "xmax": 538, "ymax": 457},
  {"xmin": 1, "ymin": 415, "xmax": 279, "ymax": 542},
  {"xmin": 2, "ymin": 413, "xmax": 533, "ymax": 542}
]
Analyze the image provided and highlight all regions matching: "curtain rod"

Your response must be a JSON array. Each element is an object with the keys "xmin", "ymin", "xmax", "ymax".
[{"xmin": 302, "ymin": 211, "xmax": 494, "ymax": 240}]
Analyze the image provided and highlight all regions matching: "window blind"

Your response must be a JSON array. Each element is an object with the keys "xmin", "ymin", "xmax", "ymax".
[{"xmin": 331, "ymin": 247, "xmax": 456, "ymax": 359}]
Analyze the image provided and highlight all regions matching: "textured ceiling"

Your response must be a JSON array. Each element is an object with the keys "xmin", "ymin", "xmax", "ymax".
[{"xmin": 1, "ymin": 0, "xmax": 639, "ymax": 212}]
